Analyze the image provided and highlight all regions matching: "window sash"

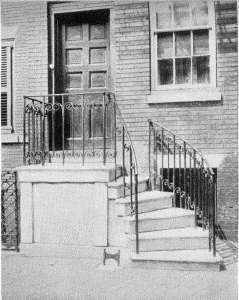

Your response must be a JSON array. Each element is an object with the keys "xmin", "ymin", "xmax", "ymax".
[
  {"xmin": 150, "ymin": 0, "xmax": 216, "ymax": 91},
  {"xmin": 157, "ymin": 29, "xmax": 210, "ymax": 86}
]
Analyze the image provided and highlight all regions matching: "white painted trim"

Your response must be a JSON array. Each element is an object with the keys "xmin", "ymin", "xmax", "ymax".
[
  {"xmin": 1, "ymin": 43, "xmax": 13, "ymax": 131},
  {"xmin": 1, "ymin": 133, "xmax": 23, "ymax": 144},
  {"xmin": 147, "ymin": 87, "xmax": 221, "ymax": 103}
]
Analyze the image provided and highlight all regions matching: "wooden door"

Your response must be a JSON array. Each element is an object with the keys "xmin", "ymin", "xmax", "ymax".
[{"xmin": 55, "ymin": 11, "xmax": 111, "ymax": 150}]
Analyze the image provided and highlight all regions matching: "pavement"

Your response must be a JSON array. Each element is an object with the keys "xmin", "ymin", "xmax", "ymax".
[{"xmin": 1, "ymin": 240, "xmax": 238, "ymax": 300}]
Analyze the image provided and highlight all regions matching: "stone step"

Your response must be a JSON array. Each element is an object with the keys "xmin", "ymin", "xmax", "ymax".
[
  {"xmin": 124, "ymin": 208, "xmax": 195, "ymax": 234},
  {"xmin": 130, "ymin": 249, "xmax": 223, "ymax": 271},
  {"xmin": 108, "ymin": 175, "xmax": 148, "ymax": 200},
  {"xmin": 128, "ymin": 227, "xmax": 209, "ymax": 252},
  {"xmin": 116, "ymin": 191, "xmax": 173, "ymax": 217}
]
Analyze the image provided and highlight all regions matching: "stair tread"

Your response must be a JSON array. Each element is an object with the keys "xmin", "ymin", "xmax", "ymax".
[
  {"xmin": 128, "ymin": 227, "xmax": 208, "ymax": 240},
  {"xmin": 124, "ymin": 208, "xmax": 194, "ymax": 222},
  {"xmin": 116, "ymin": 191, "xmax": 173, "ymax": 204},
  {"xmin": 108, "ymin": 175, "xmax": 148, "ymax": 188},
  {"xmin": 131, "ymin": 249, "xmax": 223, "ymax": 263}
]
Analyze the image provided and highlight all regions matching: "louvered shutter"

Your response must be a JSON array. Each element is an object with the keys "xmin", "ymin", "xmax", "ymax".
[{"xmin": 1, "ymin": 46, "xmax": 12, "ymax": 127}]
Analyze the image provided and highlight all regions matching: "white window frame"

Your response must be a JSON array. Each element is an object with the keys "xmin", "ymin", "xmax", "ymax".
[
  {"xmin": 1, "ymin": 41, "xmax": 13, "ymax": 132},
  {"xmin": 1, "ymin": 26, "xmax": 22, "ymax": 143},
  {"xmin": 148, "ymin": 0, "xmax": 221, "ymax": 103}
]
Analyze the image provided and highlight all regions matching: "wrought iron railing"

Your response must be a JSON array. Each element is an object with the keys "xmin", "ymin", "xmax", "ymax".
[
  {"xmin": 1, "ymin": 171, "xmax": 19, "ymax": 252},
  {"xmin": 23, "ymin": 92, "xmax": 139, "ymax": 253},
  {"xmin": 23, "ymin": 92, "xmax": 117, "ymax": 165},
  {"xmin": 148, "ymin": 120, "xmax": 216, "ymax": 256}
]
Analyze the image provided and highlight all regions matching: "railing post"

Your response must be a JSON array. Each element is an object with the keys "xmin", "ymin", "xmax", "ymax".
[
  {"xmin": 135, "ymin": 173, "xmax": 139, "ymax": 254},
  {"xmin": 82, "ymin": 95, "xmax": 85, "ymax": 166},
  {"xmin": 61, "ymin": 95, "xmax": 65, "ymax": 165},
  {"xmin": 103, "ymin": 92, "xmax": 106, "ymax": 165},
  {"xmin": 23, "ymin": 97, "xmax": 26, "ymax": 165},
  {"xmin": 184, "ymin": 142, "xmax": 187, "ymax": 209},
  {"xmin": 173, "ymin": 135, "xmax": 176, "ymax": 207},
  {"xmin": 28, "ymin": 103, "xmax": 31, "ymax": 165},
  {"xmin": 130, "ymin": 148, "xmax": 133, "ymax": 214},
  {"xmin": 201, "ymin": 158, "xmax": 205, "ymax": 230},
  {"xmin": 161, "ymin": 128, "xmax": 164, "ymax": 191},
  {"xmin": 154, "ymin": 129, "xmax": 157, "ymax": 190},
  {"xmin": 148, "ymin": 119, "xmax": 152, "ymax": 191},
  {"xmin": 122, "ymin": 127, "xmax": 126, "ymax": 198},
  {"xmin": 212, "ymin": 175, "xmax": 216, "ymax": 256},
  {"xmin": 14, "ymin": 171, "xmax": 19, "ymax": 252},
  {"xmin": 193, "ymin": 149, "xmax": 197, "ymax": 227},
  {"xmin": 113, "ymin": 94, "xmax": 117, "ymax": 181},
  {"xmin": 42, "ymin": 96, "xmax": 46, "ymax": 166}
]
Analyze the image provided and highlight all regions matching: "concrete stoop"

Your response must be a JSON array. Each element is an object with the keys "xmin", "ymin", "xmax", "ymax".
[
  {"xmin": 108, "ymin": 175, "xmax": 148, "ymax": 199},
  {"xmin": 114, "ymin": 182, "xmax": 223, "ymax": 271},
  {"xmin": 129, "ymin": 250, "xmax": 223, "ymax": 271},
  {"xmin": 116, "ymin": 191, "xmax": 173, "ymax": 216}
]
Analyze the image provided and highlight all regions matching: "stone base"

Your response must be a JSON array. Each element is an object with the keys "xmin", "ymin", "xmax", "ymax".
[{"xmin": 19, "ymin": 243, "xmax": 131, "ymax": 264}]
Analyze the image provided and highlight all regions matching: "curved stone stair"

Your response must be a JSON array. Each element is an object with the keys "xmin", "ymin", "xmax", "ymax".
[{"xmin": 113, "ymin": 176, "xmax": 223, "ymax": 271}]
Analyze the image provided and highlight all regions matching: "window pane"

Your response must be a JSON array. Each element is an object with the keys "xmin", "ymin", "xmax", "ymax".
[
  {"xmin": 174, "ymin": 2, "xmax": 190, "ymax": 28},
  {"xmin": 66, "ymin": 25, "xmax": 83, "ymax": 41},
  {"xmin": 90, "ymin": 24, "xmax": 105, "ymax": 40},
  {"xmin": 193, "ymin": 56, "xmax": 210, "ymax": 84},
  {"xmin": 90, "ymin": 48, "xmax": 106, "ymax": 64},
  {"xmin": 192, "ymin": 1, "xmax": 208, "ymax": 26},
  {"xmin": 66, "ymin": 49, "xmax": 82, "ymax": 65},
  {"xmin": 158, "ymin": 59, "xmax": 173, "ymax": 85},
  {"xmin": 67, "ymin": 73, "xmax": 82, "ymax": 89},
  {"xmin": 156, "ymin": 3, "xmax": 173, "ymax": 29},
  {"xmin": 90, "ymin": 72, "xmax": 106, "ymax": 88},
  {"xmin": 175, "ymin": 31, "xmax": 191, "ymax": 57},
  {"xmin": 193, "ymin": 30, "xmax": 209, "ymax": 55},
  {"xmin": 158, "ymin": 33, "xmax": 173, "ymax": 58},
  {"xmin": 176, "ymin": 58, "xmax": 191, "ymax": 84}
]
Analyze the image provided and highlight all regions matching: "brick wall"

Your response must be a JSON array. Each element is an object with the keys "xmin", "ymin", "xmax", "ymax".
[
  {"xmin": 215, "ymin": 1, "xmax": 238, "ymax": 241},
  {"xmin": 1, "ymin": 1, "xmax": 48, "ymax": 170}
]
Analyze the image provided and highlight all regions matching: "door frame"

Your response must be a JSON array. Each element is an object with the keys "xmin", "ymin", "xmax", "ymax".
[{"xmin": 49, "ymin": 6, "xmax": 116, "ymax": 95}]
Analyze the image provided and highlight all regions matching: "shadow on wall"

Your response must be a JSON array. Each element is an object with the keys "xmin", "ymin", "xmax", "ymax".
[{"xmin": 216, "ymin": 152, "xmax": 238, "ymax": 242}]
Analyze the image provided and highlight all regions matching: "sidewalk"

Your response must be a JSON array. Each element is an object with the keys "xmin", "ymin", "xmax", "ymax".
[{"xmin": 2, "ymin": 240, "xmax": 238, "ymax": 300}]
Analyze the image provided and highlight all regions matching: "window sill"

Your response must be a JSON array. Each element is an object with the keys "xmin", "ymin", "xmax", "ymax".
[
  {"xmin": 147, "ymin": 88, "xmax": 222, "ymax": 104},
  {"xmin": 1, "ymin": 133, "xmax": 23, "ymax": 144}
]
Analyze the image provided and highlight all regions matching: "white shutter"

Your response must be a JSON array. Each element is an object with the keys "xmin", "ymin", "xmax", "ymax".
[{"xmin": 1, "ymin": 46, "xmax": 12, "ymax": 127}]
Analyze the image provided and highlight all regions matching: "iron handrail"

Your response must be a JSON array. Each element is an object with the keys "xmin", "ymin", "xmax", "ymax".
[
  {"xmin": 149, "ymin": 119, "xmax": 214, "ymax": 176},
  {"xmin": 111, "ymin": 94, "xmax": 138, "ymax": 176},
  {"xmin": 109, "ymin": 92, "xmax": 139, "ymax": 253},
  {"xmin": 148, "ymin": 119, "xmax": 216, "ymax": 257}
]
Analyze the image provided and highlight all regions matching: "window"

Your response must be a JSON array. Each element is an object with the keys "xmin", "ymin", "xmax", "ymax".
[
  {"xmin": 149, "ymin": 1, "xmax": 220, "ymax": 103},
  {"xmin": 1, "ymin": 45, "xmax": 12, "ymax": 129}
]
